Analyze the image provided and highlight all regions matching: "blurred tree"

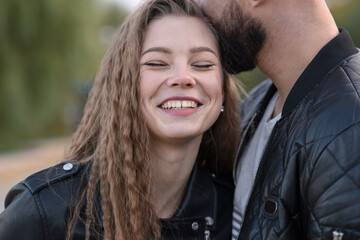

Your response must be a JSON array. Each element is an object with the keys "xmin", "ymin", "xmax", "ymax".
[
  {"xmin": 0, "ymin": 0, "xmax": 127, "ymax": 151},
  {"xmin": 0, "ymin": 0, "xmax": 358, "ymax": 152},
  {"xmin": 330, "ymin": 0, "xmax": 360, "ymax": 46}
]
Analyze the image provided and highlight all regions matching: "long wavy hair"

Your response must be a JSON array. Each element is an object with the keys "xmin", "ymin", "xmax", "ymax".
[{"xmin": 65, "ymin": 0, "xmax": 241, "ymax": 239}]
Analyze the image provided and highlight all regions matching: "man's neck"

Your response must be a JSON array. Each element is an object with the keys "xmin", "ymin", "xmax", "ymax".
[
  {"xmin": 150, "ymin": 136, "xmax": 202, "ymax": 218},
  {"xmin": 257, "ymin": 6, "xmax": 339, "ymax": 112}
]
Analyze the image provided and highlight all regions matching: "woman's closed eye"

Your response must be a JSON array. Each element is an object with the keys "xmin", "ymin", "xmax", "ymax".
[
  {"xmin": 143, "ymin": 61, "xmax": 168, "ymax": 67},
  {"xmin": 193, "ymin": 63, "xmax": 215, "ymax": 70}
]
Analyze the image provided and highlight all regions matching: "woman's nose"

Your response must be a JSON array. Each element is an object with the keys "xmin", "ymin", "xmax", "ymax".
[{"xmin": 167, "ymin": 66, "xmax": 196, "ymax": 88}]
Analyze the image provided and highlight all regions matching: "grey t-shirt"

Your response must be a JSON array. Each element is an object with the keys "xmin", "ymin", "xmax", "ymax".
[{"xmin": 232, "ymin": 92, "xmax": 281, "ymax": 240}]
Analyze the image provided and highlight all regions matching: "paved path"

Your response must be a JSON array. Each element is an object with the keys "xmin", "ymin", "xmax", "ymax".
[{"xmin": 0, "ymin": 138, "xmax": 69, "ymax": 211}]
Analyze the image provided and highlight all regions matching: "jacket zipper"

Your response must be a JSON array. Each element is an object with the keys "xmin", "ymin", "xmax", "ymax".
[
  {"xmin": 235, "ymin": 121, "xmax": 280, "ymax": 240},
  {"xmin": 332, "ymin": 231, "xmax": 344, "ymax": 240},
  {"xmin": 204, "ymin": 216, "xmax": 214, "ymax": 240},
  {"xmin": 233, "ymin": 113, "xmax": 258, "ymax": 185},
  {"xmin": 204, "ymin": 230, "xmax": 210, "ymax": 240}
]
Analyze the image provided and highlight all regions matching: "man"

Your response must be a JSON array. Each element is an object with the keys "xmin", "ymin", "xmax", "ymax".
[{"xmin": 195, "ymin": 0, "xmax": 360, "ymax": 239}]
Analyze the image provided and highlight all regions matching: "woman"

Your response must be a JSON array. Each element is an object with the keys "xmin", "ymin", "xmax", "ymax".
[{"xmin": 0, "ymin": 0, "xmax": 241, "ymax": 239}]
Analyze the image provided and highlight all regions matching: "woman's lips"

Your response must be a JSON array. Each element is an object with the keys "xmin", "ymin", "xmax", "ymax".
[
  {"xmin": 161, "ymin": 100, "xmax": 198, "ymax": 109},
  {"xmin": 158, "ymin": 97, "xmax": 201, "ymax": 116}
]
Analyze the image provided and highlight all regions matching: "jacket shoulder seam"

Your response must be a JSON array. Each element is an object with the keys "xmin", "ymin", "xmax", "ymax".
[
  {"xmin": 340, "ymin": 65, "xmax": 360, "ymax": 98},
  {"xmin": 33, "ymin": 192, "xmax": 50, "ymax": 239},
  {"xmin": 23, "ymin": 162, "xmax": 81, "ymax": 194},
  {"xmin": 14, "ymin": 182, "xmax": 49, "ymax": 239}
]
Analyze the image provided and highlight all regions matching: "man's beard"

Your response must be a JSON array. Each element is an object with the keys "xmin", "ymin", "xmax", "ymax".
[{"xmin": 213, "ymin": 1, "xmax": 266, "ymax": 74}]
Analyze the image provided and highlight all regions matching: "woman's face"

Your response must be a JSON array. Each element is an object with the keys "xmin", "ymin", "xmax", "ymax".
[{"xmin": 139, "ymin": 15, "xmax": 223, "ymax": 143}]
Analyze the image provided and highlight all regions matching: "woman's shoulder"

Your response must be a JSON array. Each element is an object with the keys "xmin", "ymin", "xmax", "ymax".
[
  {"xmin": 0, "ymin": 162, "xmax": 88, "ymax": 240},
  {"xmin": 22, "ymin": 161, "xmax": 86, "ymax": 195}
]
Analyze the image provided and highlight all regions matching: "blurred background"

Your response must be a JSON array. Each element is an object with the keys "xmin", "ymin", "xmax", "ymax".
[{"xmin": 0, "ymin": 0, "xmax": 359, "ymax": 209}]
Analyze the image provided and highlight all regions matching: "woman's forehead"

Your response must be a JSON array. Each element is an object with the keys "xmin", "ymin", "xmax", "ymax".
[{"xmin": 142, "ymin": 15, "xmax": 219, "ymax": 54}]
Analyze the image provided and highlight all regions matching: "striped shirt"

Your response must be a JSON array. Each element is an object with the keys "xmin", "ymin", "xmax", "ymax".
[{"xmin": 232, "ymin": 92, "xmax": 281, "ymax": 240}]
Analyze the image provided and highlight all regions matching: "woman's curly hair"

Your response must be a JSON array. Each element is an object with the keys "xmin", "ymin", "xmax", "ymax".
[{"xmin": 64, "ymin": 0, "xmax": 241, "ymax": 239}]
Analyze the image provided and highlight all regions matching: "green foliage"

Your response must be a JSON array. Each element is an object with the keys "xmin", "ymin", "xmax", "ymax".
[
  {"xmin": 0, "ymin": 0, "xmax": 358, "ymax": 152},
  {"xmin": 330, "ymin": 0, "xmax": 360, "ymax": 46},
  {"xmin": 0, "ymin": 0, "xmax": 128, "ymax": 151}
]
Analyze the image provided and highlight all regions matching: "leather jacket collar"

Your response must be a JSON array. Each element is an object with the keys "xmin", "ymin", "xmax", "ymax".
[
  {"xmin": 283, "ymin": 29, "xmax": 359, "ymax": 115},
  {"xmin": 160, "ymin": 163, "xmax": 219, "ymax": 238}
]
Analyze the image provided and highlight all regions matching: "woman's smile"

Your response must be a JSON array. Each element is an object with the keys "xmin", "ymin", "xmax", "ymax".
[{"xmin": 159, "ymin": 97, "xmax": 202, "ymax": 116}]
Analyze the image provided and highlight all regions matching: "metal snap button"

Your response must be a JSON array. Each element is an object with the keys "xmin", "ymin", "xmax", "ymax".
[
  {"xmin": 205, "ymin": 216, "xmax": 214, "ymax": 226},
  {"xmin": 191, "ymin": 222, "xmax": 199, "ymax": 231},
  {"xmin": 264, "ymin": 199, "xmax": 278, "ymax": 215},
  {"xmin": 63, "ymin": 163, "xmax": 73, "ymax": 171}
]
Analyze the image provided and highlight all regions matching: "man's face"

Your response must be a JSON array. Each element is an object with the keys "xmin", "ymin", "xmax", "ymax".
[{"xmin": 197, "ymin": 0, "xmax": 266, "ymax": 74}]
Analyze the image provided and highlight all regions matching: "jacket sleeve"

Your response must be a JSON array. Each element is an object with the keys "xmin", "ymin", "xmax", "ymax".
[
  {"xmin": 303, "ymin": 123, "xmax": 360, "ymax": 239},
  {"xmin": 0, "ymin": 183, "xmax": 45, "ymax": 240}
]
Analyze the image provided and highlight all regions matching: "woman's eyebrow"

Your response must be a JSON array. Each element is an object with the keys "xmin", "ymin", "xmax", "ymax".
[
  {"xmin": 142, "ymin": 47, "xmax": 171, "ymax": 56},
  {"xmin": 190, "ymin": 47, "xmax": 218, "ymax": 57},
  {"xmin": 141, "ymin": 46, "xmax": 218, "ymax": 57}
]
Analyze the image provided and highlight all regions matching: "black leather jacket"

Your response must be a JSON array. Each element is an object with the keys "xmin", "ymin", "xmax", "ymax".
[
  {"xmin": 235, "ymin": 29, "xmax": 360, "ymax": 240},
  {"xmin": 0, "ymin": 162, "xmax": 233, "ymax": 240}
]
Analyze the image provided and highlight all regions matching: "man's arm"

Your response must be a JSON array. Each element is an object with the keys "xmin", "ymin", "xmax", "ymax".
[{"xmin": 303, "ymin": 123, "xmax": 360, "ymax": 239}]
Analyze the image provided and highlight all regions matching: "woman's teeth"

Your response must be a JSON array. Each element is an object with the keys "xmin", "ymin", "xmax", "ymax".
[{"xmin": 161, "ymin": 100, "xmax": 198, "ymax": 109}]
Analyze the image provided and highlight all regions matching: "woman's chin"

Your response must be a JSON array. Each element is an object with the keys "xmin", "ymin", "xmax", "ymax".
[{"xmin": 152, "ymin": 130, "xmax": 204, "ymax": 144}]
